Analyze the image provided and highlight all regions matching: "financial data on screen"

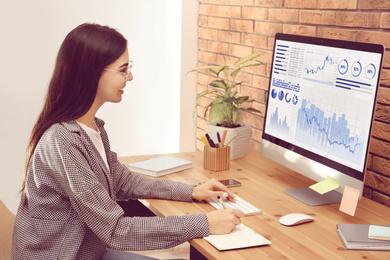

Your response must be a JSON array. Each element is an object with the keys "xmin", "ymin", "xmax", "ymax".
[{"xmin": 264, "ymin": 38, "xmax": 382, "ymax": 173}]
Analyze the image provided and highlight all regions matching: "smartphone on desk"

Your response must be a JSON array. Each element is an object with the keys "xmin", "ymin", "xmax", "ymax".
[{"xmin": 219, "ymin": 179, "xmax": 241, "ymax": 187}]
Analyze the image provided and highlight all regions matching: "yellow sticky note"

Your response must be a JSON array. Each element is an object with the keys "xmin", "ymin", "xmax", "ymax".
[
  {"xmin": 339, "ymin": 186, "xmax": 360, "ymax": 216},
  {"xmin": 309, "ymin": 176, "xmax": 340, "ymax": 195}
]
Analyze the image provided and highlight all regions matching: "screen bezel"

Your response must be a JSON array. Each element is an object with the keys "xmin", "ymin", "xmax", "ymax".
[{"xmin": 262, "ymin": 33, "xmax": 384, "ymax": 182}]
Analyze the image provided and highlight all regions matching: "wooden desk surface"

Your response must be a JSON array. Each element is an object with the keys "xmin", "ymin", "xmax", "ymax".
[{"xmin": 119, "ymin": 148, "xmax": 390, "ymax": 260}]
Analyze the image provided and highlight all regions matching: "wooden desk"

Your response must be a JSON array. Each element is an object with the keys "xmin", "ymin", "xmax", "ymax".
[{"xmin": 119, "ymin": 148, "xmax": 390, "ymax": 259}]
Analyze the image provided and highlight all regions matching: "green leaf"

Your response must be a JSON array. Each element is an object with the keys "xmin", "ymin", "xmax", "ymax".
[
  {"xmin": 232, "ymin": 82, "xmax": 242, "ymax": 87},
  {"xmin": 203, "ymin": 103, "xmax": 212, "ymax": 118},
  {"xmin": 229, "ymin": 91, "xmax": 238, "ymax": 98},
  {"xmin": 212, "ymin": 96, "xmax": 225, "ymax": 104},
  {"xmin": 234, "ymin": 51, "xmax": 264, "ymax": 67},
  {"xmin": 187, "ymin": 65, "xmax": 217, "ymax": 73},
  {"xmin": 209, "ymin": 80, "xmax": 227, "ymax": 90},
  {"xmin": 232, "ymin": 109, "xmax": 239, "ymax": 124},
  {"xmin": 210, "ymin": 65, "xmax": 228, "ymax": 76},
  {"xmin": 193, "ymin": 90, "xmax": 213, "ymax": 119},
  {"xmin": 240, "ymin": 107, "xmax": 262, "ymax": 114},
  {"xmin": 222, "ymin": 97, "xmax": 234, "ymax": 104},
  {"xmin": 234, "ymin": 96, "xmax": 249, "ymax": 105},
  {"xmin": 230, "ymin": 68, "xmax": 242, "ymax": 78},
  {"xmin": 187, "ymin": 65, "xmax": 228, "ymax": 77},
  {"xmin": 230, "ymin": 61, "xmax": 263, "ymax": 77},
  {"xmin": 209, "ymin": 103, "xmax": 227, "ymax": 122},
  {"xmin": 241, "ymin": 60, "xmax": 264, "ymax": 69}
]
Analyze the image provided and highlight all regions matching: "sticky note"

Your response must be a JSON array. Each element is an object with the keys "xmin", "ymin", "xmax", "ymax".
[
  {"xmin": 309, "ymin": 176, "xmax": 340, "ymax": 195},
  {"xmin": 339, "ymin": 186, "xmax": 360, "ymax": 216}
]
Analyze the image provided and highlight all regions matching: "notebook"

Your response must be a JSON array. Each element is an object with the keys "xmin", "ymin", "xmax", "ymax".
[
  {"xmin": 336, "ymin": 224, "xmax": 390, "ymax": 250},
  {"xmin": 204, "ymin": 224, "xmax": 271, "ymax": 251},
  {"xmin": 127, "ymin": 156, "xmax": 192, "ymax": 177}
]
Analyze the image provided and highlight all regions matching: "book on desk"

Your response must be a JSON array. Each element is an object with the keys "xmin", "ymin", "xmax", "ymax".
[
  {"xmin": 127, "ymin": 156, "xmax": 192, "ymax": 177},
  {"xmin": 336, "ymin": 224, "xmax": 390, "ymax": 250}
]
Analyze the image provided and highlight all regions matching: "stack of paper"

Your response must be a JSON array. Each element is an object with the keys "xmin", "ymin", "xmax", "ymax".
[{"xmin": 127, "ymin": 156, "xmax": 192, "ymax": 177}]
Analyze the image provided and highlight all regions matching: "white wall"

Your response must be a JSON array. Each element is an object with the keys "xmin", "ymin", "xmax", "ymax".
[
  {"xmin": 0, "ymin": 0, "xmax": 198, "ymax": 213},
  {"xmin": 180, "ymin": 1, "xmax": 198, "ymax": 151}
]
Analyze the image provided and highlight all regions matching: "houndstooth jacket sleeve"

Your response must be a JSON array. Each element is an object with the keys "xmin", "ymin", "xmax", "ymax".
[{"xmin": 12, "ymin": 118, "xmax": 209, "ymax": 260}]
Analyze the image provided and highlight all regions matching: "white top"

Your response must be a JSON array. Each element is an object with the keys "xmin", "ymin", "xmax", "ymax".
[{"xmin": 77, "ymin": 121, "xmax": 109, "ymax": 170}]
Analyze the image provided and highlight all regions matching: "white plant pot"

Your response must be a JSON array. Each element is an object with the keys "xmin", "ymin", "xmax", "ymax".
[{"xmin": 205, "ymin": 122, "xmax": 252, "ymax": 160}]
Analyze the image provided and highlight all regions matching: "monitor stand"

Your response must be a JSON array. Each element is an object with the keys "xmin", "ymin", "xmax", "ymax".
[{"xmin": 284, "ymin": 187, "xmax": 342, "ymax": 206}]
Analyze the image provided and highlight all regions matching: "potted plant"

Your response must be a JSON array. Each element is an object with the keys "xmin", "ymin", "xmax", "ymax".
[{"xmin": 189, "ymin": 51, "xmax": 264, "ymax": 160}]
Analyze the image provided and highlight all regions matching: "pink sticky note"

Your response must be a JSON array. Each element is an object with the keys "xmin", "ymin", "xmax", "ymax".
[{"xmin": 339, "ymin": 186, "xmax": 360, "ymax": 216}]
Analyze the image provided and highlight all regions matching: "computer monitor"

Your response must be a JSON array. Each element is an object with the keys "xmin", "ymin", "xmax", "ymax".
[{"xmin": 261, "ymin": 33, "xmax": 384, "ymax": 206}]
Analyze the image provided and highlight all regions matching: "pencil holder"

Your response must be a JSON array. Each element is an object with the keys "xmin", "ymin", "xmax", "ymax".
[{"xmin": 203, "ymin": 145, "xmax": 230, "ymax": 172}]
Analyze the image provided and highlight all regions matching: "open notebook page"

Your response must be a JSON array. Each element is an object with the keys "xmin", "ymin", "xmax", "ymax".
[{"xmin": 204, "ymin": 224, "xmax": 271, "ymax": 251}]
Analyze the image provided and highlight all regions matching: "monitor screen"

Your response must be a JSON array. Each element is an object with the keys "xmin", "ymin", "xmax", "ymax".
[{"xmin": 261, "ymin": 33, "xmax": 384, "ymax": 205}]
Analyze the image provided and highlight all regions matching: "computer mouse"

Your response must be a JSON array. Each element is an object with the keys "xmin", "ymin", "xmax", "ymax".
[{"xmin": 279, "ymin": 213, "xmax": 315, "ymax": 226}]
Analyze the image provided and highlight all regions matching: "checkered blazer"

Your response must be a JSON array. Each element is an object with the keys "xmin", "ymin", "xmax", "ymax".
[{"xmin": 12, "ymin": 118, "xmax": 209, "ymax": 259}]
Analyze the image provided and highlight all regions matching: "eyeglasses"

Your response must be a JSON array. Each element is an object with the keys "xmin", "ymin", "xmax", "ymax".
[{"xmin": 104, "ymin": 60, "xmax": 133, "ymax": 82}]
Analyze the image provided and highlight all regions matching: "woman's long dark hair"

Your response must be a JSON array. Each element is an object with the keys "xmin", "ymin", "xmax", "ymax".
[{"xmin": 22, "ymin": 23, "xmax": 127, "ymax": 192}]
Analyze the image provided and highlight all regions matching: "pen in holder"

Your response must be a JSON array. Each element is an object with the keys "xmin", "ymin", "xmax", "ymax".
[{"xmin": 203, "ymin": 145, "xmax": 230, "ymax": 172}]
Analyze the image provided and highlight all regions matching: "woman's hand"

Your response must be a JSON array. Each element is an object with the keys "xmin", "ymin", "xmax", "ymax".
[
  {"xmin": 192, "ymin": 178, "xmax": 244, "ymax": 234},
  {"xmin": 206, "ymin": 208, "xmax": 244, "ymax": 234},
  {"xmin": 192, "ymin": 178, "xmax": 236, "ymax": 202}
]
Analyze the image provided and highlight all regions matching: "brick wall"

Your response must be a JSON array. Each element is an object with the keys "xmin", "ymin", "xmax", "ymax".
[{"xmin": 196, "ymin": 0, "xmax": 390, "ymax": 206}]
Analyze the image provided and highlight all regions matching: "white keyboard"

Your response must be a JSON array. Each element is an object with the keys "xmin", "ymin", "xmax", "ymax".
[{"xmin": 207, "ymin": 195, "xmax": 262, "ymax": 216}]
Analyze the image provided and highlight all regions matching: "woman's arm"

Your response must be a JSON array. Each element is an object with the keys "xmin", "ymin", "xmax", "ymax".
[{"xmin": 52, "ymin": 130, "xmax": 209, "ymax": 251}]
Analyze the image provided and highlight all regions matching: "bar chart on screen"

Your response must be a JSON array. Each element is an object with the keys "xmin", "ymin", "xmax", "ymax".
[
  {"xmin": 295, "ymin": 98, "xmax": 365, "ymax": 166},
  {"xmin": 269, "ymin": 107, "xmax": 290, "ymax": 135}
]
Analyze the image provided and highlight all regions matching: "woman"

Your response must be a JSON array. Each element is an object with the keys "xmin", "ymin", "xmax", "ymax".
[{"xmin": 11, "ymin": 23, "xmax": 243, "ymax": 259}]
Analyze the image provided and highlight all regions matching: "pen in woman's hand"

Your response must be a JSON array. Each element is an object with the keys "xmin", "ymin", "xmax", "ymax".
[{"xmin": 217, "ymin": 195, "xmax": 227, "ymax": 209}]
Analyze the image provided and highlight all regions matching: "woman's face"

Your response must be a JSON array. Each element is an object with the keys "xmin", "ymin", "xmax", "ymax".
[{"xmin": 95, "ymin": 48, "xmax": 133, "ymax": 106}]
